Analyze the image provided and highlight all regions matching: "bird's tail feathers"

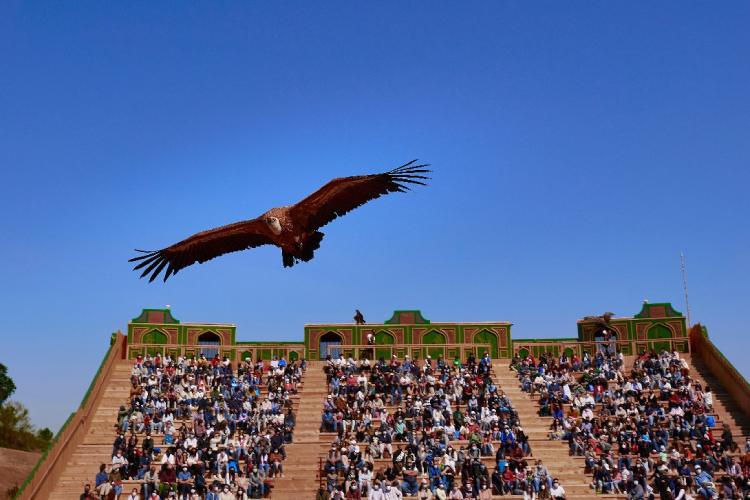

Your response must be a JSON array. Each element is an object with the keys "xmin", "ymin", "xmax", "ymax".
[
  {"xmin": 282, "ymin": 252, "xmax": 295, "ymax": 268},
  {"xmin": 282, "ymin": 231, "xmax": 324, "ymax": 268}
]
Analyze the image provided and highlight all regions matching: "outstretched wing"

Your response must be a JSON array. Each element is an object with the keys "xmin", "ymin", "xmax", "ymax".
[
  {"xmin": 129, "ymin": 218, "xmax": 274, "ymax": 282},
  {"xmin": 289, "ymin": 159, "xmax": 431, "ymax": 231}
]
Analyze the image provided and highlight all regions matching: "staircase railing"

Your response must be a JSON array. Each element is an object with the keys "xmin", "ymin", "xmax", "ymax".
[{"xmin": 689, "ymin": 324, "xmax": 750, "ymax": 418}]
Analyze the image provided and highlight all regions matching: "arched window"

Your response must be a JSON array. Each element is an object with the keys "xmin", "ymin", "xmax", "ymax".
[
  {"xmin": 593, "ymin": 327, "xmax": 617, "ymax": 355},
  {"xmin": 375, "ymin": 331, "xmax": 396, "ymax": 344},
  {"xmin": 319, "ymin": 331, "xmax": 343, "ymax": 360},
  {"xmin": 474, "ymin": 330, "xmax": 498, "ymax": 358},
  {"xmin": 423, "ymin": 330, "xmax": 446, "ymax": 344},
  {"xmin": 374, "ymin": 331, "xmax": 396, "ymax": 360},
  {"xmin": 142, "ymin": 329, "xmax": 168, "ymax": 345},
  {"xmin": 647, "ymin": 324, "xmax": 673, "ymax": 353},
  {"xmin": 198, "ymin": 331, "xmax": 221, "ymax": 359},
  {"xmin": 422, "ymin": 330, "xmax": 446, "ymax": 361}
]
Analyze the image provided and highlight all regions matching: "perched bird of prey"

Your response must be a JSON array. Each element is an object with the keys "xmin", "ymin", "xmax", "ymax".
[{"xmin": 130, "ymin": 160, "xmax": 430, "ymax": 282}]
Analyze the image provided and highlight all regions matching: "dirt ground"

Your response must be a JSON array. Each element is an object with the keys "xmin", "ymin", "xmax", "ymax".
[{"xmin": 0, "ymin": 447, "xmax": 41, "ymax": 499}]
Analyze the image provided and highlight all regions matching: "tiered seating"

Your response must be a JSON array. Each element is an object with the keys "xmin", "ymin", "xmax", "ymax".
[
  {"xmin": 88, "ymin": 353, "xmax": 305, "ymax": 499},
  {"xmin": 510, "ymin": 348, "xmax": 750, "ymax": 499},
  {"xmin": 316, "ymin": 353, "xmax": 554, "ymax": 499}
]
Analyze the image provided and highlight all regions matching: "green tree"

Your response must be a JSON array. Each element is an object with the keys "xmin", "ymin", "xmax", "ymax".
[
  {"xmin": 0, "ymin": 363, "xmax": 16, "ymax": 404},
  {"xmin": 36, "ymin": 427, "xmax": 53, "ymax": 451},
  {"xmin": 0, "ymin": 401, "xmax": 48, "ymax": 451}
]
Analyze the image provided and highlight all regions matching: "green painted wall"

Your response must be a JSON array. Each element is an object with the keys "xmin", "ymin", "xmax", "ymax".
[{"xmin": 127, "ymin": 304, "xmax": 689, "ymax": 362}]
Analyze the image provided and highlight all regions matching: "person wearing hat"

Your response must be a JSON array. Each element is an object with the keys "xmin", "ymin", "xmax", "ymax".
[
  {"xmin": 532, "ymin": 459, "xmax": 552, "ymax": 494},
  {"xmin": 322, "ymin": 406, "xmax": 337, "ymax": 432},
  {"xmin": 177, "ymin": 465, "xmax": 193, "ymax": 498},
  {"xmin": 694, "ymin": 465, "xmax": 717, "ymax": 499}
]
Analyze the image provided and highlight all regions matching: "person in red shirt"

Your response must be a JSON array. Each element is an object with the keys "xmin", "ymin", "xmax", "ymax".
[
  {"xmin": 502, "ymin": 467, "xmax": 518, "ymax": 493},
  {"xmin": 159, "ymin": 463, "xmax": 177, "ymax": 494}
]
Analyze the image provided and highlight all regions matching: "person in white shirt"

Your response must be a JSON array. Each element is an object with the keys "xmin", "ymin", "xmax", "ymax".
[
  {"xmin": 359, "ymin": 465, "xmax": 373, "ymax": 492},
  {"xmin": 448, "ymin": 484, "xmax": 463, "ymax": 499},
  {"xmin": 384, "ymin": 481, "xmax": 403, "ymax": 500},
  {"xmin": 369, "ymin": 482, "xmax": 386, "ymax": 500},
  {"xmin": 433, "ymin": 483, "xmax": 447, "ymax": 500},
  {"xmin": 703, "ymin": 386, "xmax": 714, "ymax": 409},
  {"xmin": 550, "ymin": 479, "xmax": 565, "ymax": 500},
  {"xmin": 184, "ymin": 433, "xmax": 197, "ymax": 449},
  {"xmin": 111, "ymin": 449, "xmax": 128, "ymax": 471},
  {"xmin": 160, "ymin": 449, "xmax": 176, "ymax": 466},
  {"xmin": 581, "ymin": 406, "xmax": 594, "ymax": 421}
]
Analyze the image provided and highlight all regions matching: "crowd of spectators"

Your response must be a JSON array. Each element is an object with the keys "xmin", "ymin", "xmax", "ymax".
[
  {"xmin": 316, "ymin": 352, "xmax": 566, "ymax": 499},
  {"xmin": 512, "ymin": 346, "xmax": 750, "ymax": 500},
  {"xmin": 85, "ymin": 352, "xmax": 304, "ymax": 499}
]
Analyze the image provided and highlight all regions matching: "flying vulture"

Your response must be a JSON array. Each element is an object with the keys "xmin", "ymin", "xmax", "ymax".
[{"xmin": 129, "ymin": 160, "xmax": 430, "ymax": 282}]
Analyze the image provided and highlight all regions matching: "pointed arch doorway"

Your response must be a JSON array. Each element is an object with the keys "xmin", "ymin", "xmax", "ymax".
[
  {"xmin": 198, "ymin": 331, "xmax": 221, "ymax": 359},
  {"xmin": 474, "ymin": 330, "xmax": 498, "ymax": 358},
  {"xmin": 319, "ymin": 331, "xmax": 343, "ymax": 359}
]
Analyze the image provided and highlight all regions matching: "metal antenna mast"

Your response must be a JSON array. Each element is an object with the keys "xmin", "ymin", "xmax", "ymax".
[{"xmin": 680, "ymin": 252, "xmax": 692, "ymax": 327}]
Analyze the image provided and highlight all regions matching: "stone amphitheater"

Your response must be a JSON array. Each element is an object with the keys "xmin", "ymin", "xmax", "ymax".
[{"xmin": 14, "ymin": 304, "xmax": 750, "ymax": 499}]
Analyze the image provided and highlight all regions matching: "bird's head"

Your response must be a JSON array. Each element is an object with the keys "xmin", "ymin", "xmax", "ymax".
[{"xmin": 265, "ymin": 216, "xmax": 283, "ymax": 235}]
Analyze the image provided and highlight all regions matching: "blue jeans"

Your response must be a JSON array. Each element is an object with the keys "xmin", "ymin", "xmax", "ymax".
[
  {"xmin": 697, "ymin": 486, "xmax": 717, "ymax": 499},
  {"xmin": 533, "ymin": 476, "xmax": 552, "ymax": 492},
  {"xmin": 402, "ymin": 478, "xmax": 419, "ymax": 495}
]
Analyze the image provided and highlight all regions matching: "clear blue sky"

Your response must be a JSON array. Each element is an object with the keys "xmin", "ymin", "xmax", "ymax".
[{"xmin": 1, "ymin": 2, "xmax": 748, "ymax": 431}]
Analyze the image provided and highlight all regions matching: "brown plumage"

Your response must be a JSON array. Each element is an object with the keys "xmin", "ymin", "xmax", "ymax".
[{"xmin": 129, "ymin": 160, "xmax": 431, "ymax": 282}]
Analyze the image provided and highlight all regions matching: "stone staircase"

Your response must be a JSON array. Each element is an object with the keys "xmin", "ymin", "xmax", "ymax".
[
  {"xmin": 492, "ymin": 361, "xmax": 623, "ymax": 500},
  {"xmin": 44, "ymin": 361, "xmax": 328, "ymax": 499},
  {"xmin": 310, "ymin": 362, "xmax": 625, "ymax": 499},
  {"xmin": 47, "ymin": 360, "xmax": 133, "ymax": 499},
  {"xmin": 271, "ymin": 360, "xmax": 326, "ymax": 497},
  {"xmin": 683, "ymin": 353, "xmax": 750, "ymax": 439},
  {"xmin": 491, "ymin": 352, "xmax": 750, "ymax": 499},
  {"xmin": 31, "ymin": 352, "xmax": 750, "ymax": 500}
]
